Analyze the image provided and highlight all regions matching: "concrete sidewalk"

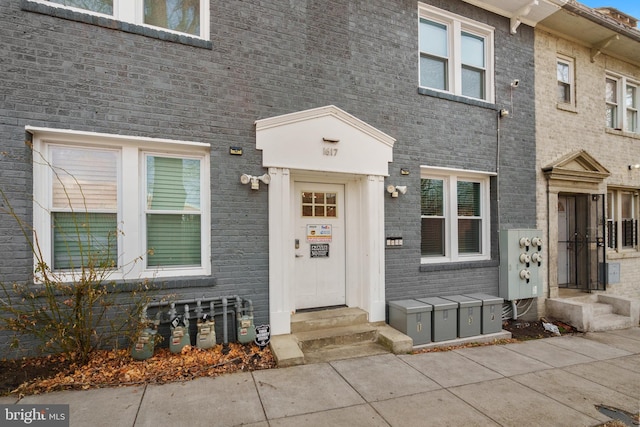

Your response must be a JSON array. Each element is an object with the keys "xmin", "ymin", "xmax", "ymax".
[{"xmin": 2, "ymin": 328, "xmax": 639, "ymax": 426}]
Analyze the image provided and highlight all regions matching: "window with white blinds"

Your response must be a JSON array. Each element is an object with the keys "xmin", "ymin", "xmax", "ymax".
[{"xmin": 32, "ymin": 128, "xmax": 210, "ymax": 281}]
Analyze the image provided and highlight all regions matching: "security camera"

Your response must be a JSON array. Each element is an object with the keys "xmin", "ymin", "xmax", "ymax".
[{"xmin": 510, "ymin": 79, "xmax": 520, "ymax": 88}]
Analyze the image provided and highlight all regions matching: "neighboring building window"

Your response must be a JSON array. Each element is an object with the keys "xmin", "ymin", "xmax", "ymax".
[
  {"xmin": 418, "ymin": 3, "xmax": 494, "ymax": 103},
  {"xmin": 626, "ymin": 83, "xmax": 638, "ymax": 133},
  {"xmin": 31, "ymin": 127, "xmax": 211, "ymax": 280},
  {"xmin": 556, "ymin": 56, "xmax": 574, "ymax": 105},
  {"xmin": 606, "ymin": 73, "xmax": 640, "ymax": 133},
  {"xmin": 421, "ymin": 168, "xmax": 491, "ymax": 263},
  {"xmin": 39, "ymin": 0, "xmax": 208, "ymax": 38},
  {"xmin": 607, "ymin": 189, "xmax": 638, "ymax": 251}
]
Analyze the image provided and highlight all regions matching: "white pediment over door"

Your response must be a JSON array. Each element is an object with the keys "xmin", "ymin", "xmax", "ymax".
[{"xmin": 255, "ymin": 105, "xmax": 395, "ymax": 176}]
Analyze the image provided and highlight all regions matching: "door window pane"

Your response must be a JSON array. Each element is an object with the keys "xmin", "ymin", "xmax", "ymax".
[
  {"xmin": 301, "ymin": 192, "xmax": 338, "ymax": 218},
  {"xmin": 144, "ymin": 0, "xmax": 200, "ymax": 35}
]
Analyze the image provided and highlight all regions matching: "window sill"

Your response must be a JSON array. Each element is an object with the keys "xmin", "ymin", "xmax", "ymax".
[
  {"xmin": 419, "ymin": 259, "xmax": 498, "ymax": 272},
  {"xmin": 607, "ymin": 249, "xmax": 640, "ymax": 260},
  {"xmin": 605, "ymin": 127, "xmax": 640, "ymax": 140},
  {"xmin": 556, "ymin": 103, "xmax": 578, "ymax": 113},
  {"xmin": 417, "ymin": 87, "xmax": 497, "ymax": 111},
  {"xmin": 21, "ymin": 0, "xmax": 212, "ymax": 49}
]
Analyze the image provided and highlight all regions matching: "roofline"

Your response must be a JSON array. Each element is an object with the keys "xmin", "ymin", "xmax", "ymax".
[{"xmin": 563, "ymin": 1, "xmax": 640, "ymax": 42}]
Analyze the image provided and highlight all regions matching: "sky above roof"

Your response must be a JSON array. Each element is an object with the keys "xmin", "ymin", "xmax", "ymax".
[{"xmin": 579, "ymin": 0, "xmax": 640, "ymax": 22}]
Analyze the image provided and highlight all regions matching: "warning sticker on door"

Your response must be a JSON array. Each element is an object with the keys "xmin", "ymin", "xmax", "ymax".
[
  {"xmin": 310, "ymin": 244, "xmax": 330, "ymax": 258},
  {"xmin": 307, "ymin": 224, "xmax": 332, "ymax": 242}
]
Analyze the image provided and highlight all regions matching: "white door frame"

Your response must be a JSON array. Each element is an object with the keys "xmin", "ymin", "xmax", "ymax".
[{"xmin": 255, "ymin": 106, "xmax": 395, "ymax": 335}]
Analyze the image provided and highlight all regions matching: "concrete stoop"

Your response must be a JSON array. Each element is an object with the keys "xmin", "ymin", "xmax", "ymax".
[
  {"xmin": 546, "ymin": 293, "xmax": 640, "ymax": 332},
  {"xmin": 269, "ymin": 307, "xmax": 412, "ymax": 367}
]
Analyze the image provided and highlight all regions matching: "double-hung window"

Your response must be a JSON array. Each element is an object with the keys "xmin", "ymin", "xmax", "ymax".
[
  {"xmin": 606, "ymin": 73, "xmax": 639, "ymax": 133},
  {"xmin": 607, "ymin": 189, "xmax": 638, "ymax": 251},
  {"xmin": 419, "ymin": 3, "xmax": 495, "ymax": 103},
  {"xmin": 557, "ymin": 55, "xmax": 575, "ymax": 105},
  {"xmin": 421, "ymin": 168, "xmax": 491, "ymax": 263},
  {"xmin": 35, "ymin": 0, "xmax": 209, "ymax": 39},
  {"xmin": 31, "ymin": 127, "xmax": 211, "ymax": 281}
]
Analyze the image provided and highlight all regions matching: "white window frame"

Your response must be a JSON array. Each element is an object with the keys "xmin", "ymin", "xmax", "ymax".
[
  {"xmin": 607, "ymin": 188, "xmax": 638, "ymax": 252},
  {"xmin": 556, "ymin": 55, "xmax": 575, "ymax": 106},
  {"xmin": 418, "ymin": 3, "xmax": 495, "ymax": 103},
  {"xmin": 29, "ymin": 126, "xmax": 211, "ymax": 282},
  {"xmin": 30, "ymin": 0, "xmax": 210, "ymax": 40},
  {"xmin": 606, "ymin": 72, "xmax": 640, "ymax": 134},
  {"xmin": 420, "ymin": 166, "xmax": 492, "ymax": 264}
]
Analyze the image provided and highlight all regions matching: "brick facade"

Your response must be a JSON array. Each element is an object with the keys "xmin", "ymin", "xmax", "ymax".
[{"xmin": 0, "ymin": 0, "xmax": 538, "ymax": 357}]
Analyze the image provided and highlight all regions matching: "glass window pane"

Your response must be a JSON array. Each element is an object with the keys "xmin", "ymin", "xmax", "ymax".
[
  {"xmin": 458, "ymin": 218, "xmax": 481, "ymax": 253},
  {"xmin": 606, "ymin": 78, "xmax": 617, "ymax": 103},
  {"xmin": 626, "ymin": 85, "xmax": 636, "ymax": 108},
  {"xmin": 421, "ymin": 218, "xmax": 445, "ymax": 256},
  {"xmin": 461, "ymin": 66, "xmax": 484, "ymax": 99},
  {"xmin": 147, "ymin": 214, "xmax": 201, "ymax": 266},
  {"xmin": 53, "ymin": 212, "xmax": 117, "ymax": 269},
  {"xmin": 606, "ymin": 105, "xmax": 617, "ymax": 128},
  {"xmin": 419, "ymin": 19, "xmax": 448, "ymax": 57},
  {"xmin": 558, "ymin": 82, "xmax": 570, "ymax": 103},
  {"xmin": 144, "ymin": 0, "xmax": 200, "ymax": 36},
  {"xmin": 47, "ymin": 0, "xmax": 113, "ymax": 14},
  {"xmin": 458, "ymin": 181, "xmax": 480, "ymax": 216},
  {"xmin": 420, "ymin": 56, "xmax": 447, "ymax": 90},
  {"xmin": 557, "ymin": 62, "xmax": 569, "ymax": 83},
  {"xmin": 621, "ymin": 193, "xmax": 633, "ymax": 218},
  {"xmin": 461, "ymin": 32, "xmax": 484, "ymax": 68},
  {"xmin": 627, "ymin": 110, "xmax": 638, "ymax": 132},
  {"xmin": 421, "ymin": 179, "xmax": 444, "ymax": 216},
  {"xmin": 147, "ymin": 156, "xmax": 200, "ymax": 211},
  {"xmin": 51, "ymin": 147, "xmax": 117, "ymax": 210}
]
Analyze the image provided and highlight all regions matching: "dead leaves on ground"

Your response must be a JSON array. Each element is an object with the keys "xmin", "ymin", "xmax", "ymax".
[{"xmin": 12, "ymin": 343, "xmax": 275, "ymax": 396}]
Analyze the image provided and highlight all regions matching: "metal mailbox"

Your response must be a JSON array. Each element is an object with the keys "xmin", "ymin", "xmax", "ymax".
[
  {"xmin": 462, "ymin": 293, "xmax": 504, "ymax": 334},
  {"xmin": 442, "ymin": 295, "xmax": 482, "ymax": 338},
  {"xmin": 416, "ymin": 297, "xmax": 458, "ymax": 342},
  {"xmin": 388, "ymin": 299, "xmax": 433, "ymax": 345}
]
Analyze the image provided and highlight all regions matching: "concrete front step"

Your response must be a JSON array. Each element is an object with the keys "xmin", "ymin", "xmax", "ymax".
[
  {"xmin": 291, "ymin": 307, "xmax": 369, "ymax": 333},
  {"xmin": 296, "ymin": 324, "xmax": 378, "ymax": 351},
  {"xmin": 303, "ymin": 341, "xmax": 390, "ymax": 364},
  {"xmin": 592, "ymin": 313, "xmax": 635, "ymax": 331},
  {"xmin": 546, "ymin": 293, "xmax": 639, "ymax": 332}
]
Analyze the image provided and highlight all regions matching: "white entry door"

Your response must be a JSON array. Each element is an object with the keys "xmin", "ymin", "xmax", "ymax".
[{"xmin": 294, "ymin": 182, "xmax": 346, "ymax": 310}]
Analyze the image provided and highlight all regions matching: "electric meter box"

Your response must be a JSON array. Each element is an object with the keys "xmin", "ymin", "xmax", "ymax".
[
  {"xmin": 442, "ymin": 295, "xmax": 482, "ymax": 338},
  {"xmin": 499, "ymin": 229, "xmax": 543, "ymax": 301},
  {"xmin": 416, "ymin": 297, "xmax": 457, "ymax": 342},
  {"xmin": 388, "ymin": 299, "xmax": 432, "ymax": 345},
  {"xmin": 462, "ymin": 293, "xmax": 504, "ymax": 334}
]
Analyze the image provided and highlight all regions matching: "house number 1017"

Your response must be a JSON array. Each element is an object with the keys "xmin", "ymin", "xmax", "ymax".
[{"xmin": 323, "ymin": 147, "xmax": 338, "ymax": 156}]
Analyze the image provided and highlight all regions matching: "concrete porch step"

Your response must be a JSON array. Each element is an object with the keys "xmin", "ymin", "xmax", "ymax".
[
  {"xmin": 592, "ymin": 313, "xmax": 635, "ymax": 331},
  {"xmin": 592, "ymin": 302, "xmax": 614, "ymax": 316},
  {"xmin": 291, "ymin": 307, "xmax": 369, "ymax": 333},
  {"xmin": 296, "ymin": 323, "xmax": 378, "ymax": 351},
  {"xmin": 302, "ymin": 341, "xmax": 390, "ymax": 364},
  {"xmin": 269, "ymin": 308, "xmax": 413, "ymax": 367}
]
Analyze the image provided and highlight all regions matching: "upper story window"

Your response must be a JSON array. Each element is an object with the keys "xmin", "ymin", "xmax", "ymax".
[
  {"xmin": 606, "ymin": 73, "xmax": 639, "ymax": 133},
  {"xmin": 421, "ymin": 167, "xmax": 492, "ymax": 263},
  {"xmin": 40, "ymin": 0, "xmax": 209, "ymax": 39},
  {"xmin": 30, "ymin": 127, "xmax": 211, "ymax": 282},
  {"xmin": 557, "ymin": 55, "xmax": 575, "ymax": 105},
  {"xmin": 418, "ymin": 3, "xmax": 495, "ymax": 103}
]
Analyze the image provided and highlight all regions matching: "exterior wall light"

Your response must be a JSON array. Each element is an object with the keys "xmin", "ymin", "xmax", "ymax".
[
  {"xmin": 241, "ymin": 173, "xmax": 271, "ymax": 190},
  {"xmin": 386, "ymin": 185, "xmax": 407, "ymax": 198},
  {"xmin": 628, "ymin": 164, "xmax": 640, "ymax": 170}
]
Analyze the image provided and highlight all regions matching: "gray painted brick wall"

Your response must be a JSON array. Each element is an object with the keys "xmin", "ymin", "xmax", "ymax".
[{"xmin": 0, "ymin": 0, "xmax": 536, "ymax": 357}]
